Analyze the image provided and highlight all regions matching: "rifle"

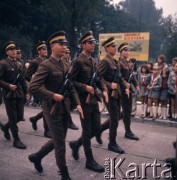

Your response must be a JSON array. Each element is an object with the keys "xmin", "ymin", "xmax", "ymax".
[
  {"xmin": 50, "ymin": 74, "xmax": 70, "ymax": 116},
  {"xmin": 128, "ymin": 72, "xmax": 137, "ymax": 94},
  {"xmin": 111, "ymin": 66, "xmax": 122, "ymax": 97},
  {"xmin": 86, "ymin": 72, "xmax": 102, "ymax": 104},
  {"xmin": 6, "ymin": 63, "xmax": 24, "ymax": 98}
]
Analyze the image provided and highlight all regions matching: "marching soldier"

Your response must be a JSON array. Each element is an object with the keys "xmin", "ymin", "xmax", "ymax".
[
  {"xmin": 118, "ymin": 42, "xmax": 139, "ymax": 140},
  {"xmin": 68, "ymin": 31, "xmax": 108, "ymax": 173},
  {"xmin": 16, "ymin": 47, "xmax": 22, "ymax": 61},
  {"xmin": 15, "ymin": 47, "xmax": 27, "ymax": 121},
  {"xmin": 97, "ymin": 37, "xmax": 125, "ymax": 153},
  {"xmin": 0, "ymin": 41, "xmax": 27, "ymax": 149},
  {"xmin": 25, "ymin": 41, "xmax": 51, "ymax": 138},
  {"xmin": 28, "ymin": 31, "xmax": 83, "ymax": 179}
]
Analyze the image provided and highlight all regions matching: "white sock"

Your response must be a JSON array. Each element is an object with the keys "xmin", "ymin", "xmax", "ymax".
[
  {"xmin": 149, "ymin": 106, "xmax": 153, "ymax": 116},
  {"xmin": 163, "ymin": 108, "xmax": 167, "ymax": 119},
  {"xmin": 160, "ymin": 107, "xmax": 164, "ymax": 118},
  {"xmin": 141, "ymin": 104, "xmax": 144, "ymax": 114},
  {"xmin": 153, "ymin": 106, "xmax": 158, "ymax": 117},
  {"xmin": 144, "ymin": 104, "xmax": 147, "ymax": 116}
]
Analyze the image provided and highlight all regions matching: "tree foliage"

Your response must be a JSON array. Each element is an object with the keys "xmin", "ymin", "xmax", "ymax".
[{"xmin": 0, "ymin": 0, "xmax": 176, "ymax": 61}]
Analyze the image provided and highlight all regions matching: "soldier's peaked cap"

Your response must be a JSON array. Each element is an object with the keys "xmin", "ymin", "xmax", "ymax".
[
  {"xmin": 118, "ymin": 42, "xmax": 129, "ymax": 52},
  {"xmin": 102, "ymin": 37, "xmax": 116, "ymax": 48},
  {"xmin": 79, "ymin": 31, "xmax": 95, "ymax": 44},
  {"xmin": 48, "ymin": 31, "xmax": 68, "ymax": 44},
  {"xmin": 4, "ymin": 41, "xmax": 16, "ymax": 51},
  {"xmin": 36, "ymin": 41, "xmax": 47, "ymax": 50}
]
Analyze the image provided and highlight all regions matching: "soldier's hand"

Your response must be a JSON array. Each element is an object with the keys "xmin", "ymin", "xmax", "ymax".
[
  {"xmin": 125, "ymin": 82, "xmax": 130, "ymax": 89},
  {"xmin": 26, "ymin": 94, "xmax": 30, "ymax": 101},
  {"xmin": 103, "ymin": 91, "xmax": 109, "ymax": 103},
  {"xmin": 173, "ymin": 89, "xmax": 177, "ymax": 94},
  {"xmin": 9, "ymin": 84, "xmax": 17, "ymax": 91},
  {"xmin": 125, "ymin": 88, "xmax": 130, "ymax": 98},
  {"xmin": 53, "ymin": 93, "xmax": 64, "ymax": 102},
  {"xmin": 77, "ymin": 105, "xmax": 84, "ymax": 119},
  {"xmin": 86, "ymin": 85, "xmax": 94, "ymax": 94},
  {"xmin": 111, "ymin": 82, "xmax": 117, "ymax": 90}
]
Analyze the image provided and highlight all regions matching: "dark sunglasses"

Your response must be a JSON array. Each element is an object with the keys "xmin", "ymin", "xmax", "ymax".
[
  {"xmin": 86, "ymin": 41, "xmax": 95, "ymax": 45},
  {"xmin": 110, "ymin": 45, "xmax": 116, "ymax": 48}
]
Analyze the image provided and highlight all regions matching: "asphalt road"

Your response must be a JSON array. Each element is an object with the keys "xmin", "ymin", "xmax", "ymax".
[{"xmin": 0, "ymin": 104, "xmax": 176, "ymax": 180}]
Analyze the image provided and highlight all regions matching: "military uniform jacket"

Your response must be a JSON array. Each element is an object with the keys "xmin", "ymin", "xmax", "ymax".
[
  {"xmin": 167, "ymin": 71, "xmax": 177, "ymax": 95},
  {"xmin": 69, "ymin": 53, "xmax": 107, "ymax": 105},
  {"xmin": 98, "ymin": 54, "xmax": 125, "ymax": 99},
  {"xmin": 119, "ymin": 57, "xmax": 138, "ymax": 92},
  {"xmin": 25, "ymin": 56, "xmax": 45, "ymax": 82},
  {"xmin": 29, "ymin": 56, "xmax": 80, "ymax": 114},
  {"xmin": 0, "ymin": 58, "xmax": 27, "ymax": 98}
]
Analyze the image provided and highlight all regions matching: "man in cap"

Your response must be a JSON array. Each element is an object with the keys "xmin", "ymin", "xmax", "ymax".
[
  {"xmin": 25, "ymin": 41, "xmax": 51, "ymax": 138},
  {"xmin": 28, "ymin": 31, "xmax": 83, "ymax": 179},
  {"xmin": 97, "ymin": 37, "xmax": 125, "ymax": 153},
  {"xmin": 62, "ymin": 48, "xmax": 79, "ymax": 130},
  {"xmin": 0, "ymin": 41, "xmax": 27, "ymax": 149},
  {"xmin": 68, "ymin": 31, "xmax": 108, "ymax": 173},
  {"xmin": 16, "ymin": 47, "xmax": 22, "ymax": 60},
  {"xmin": 118, "ymin": 42, "xmax": 139, "ymax": 140}
]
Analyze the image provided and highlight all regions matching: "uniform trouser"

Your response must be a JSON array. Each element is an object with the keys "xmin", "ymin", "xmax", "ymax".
[
  {"xmin": 121, "ymin": 93, "xmax": 132, "ymax": 132},
  {"xmin": 79, "ymin": 102, "xmax": 101, "ymax": 160},
  {"xmin": 131, "ymin": 95, "xmax": 137, "ymax": 115},
  {"xmin": 43, "ymin": 110, "xmax": 69, "ymax": 167},
  {"xmin": 43, "ymin": 114, "xmax": 49, "ymax": 132},
  {"xmin": 104, "ymin": 97, "xmax": 120, "ymax": 141},
  {"xmin": 4, "ymin": 98, "xmax": 24, "ymax": 139},
  {"xmin": 32, "ymin": 109, "xmax": 50, "ymax": 132}
]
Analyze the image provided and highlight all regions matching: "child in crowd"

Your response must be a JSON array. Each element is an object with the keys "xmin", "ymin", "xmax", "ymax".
[
  {"xmin": 146, "ymin": 61, "xmax": 153, "ymax": 74},
  {"xmin": 147, "ymin": 64, "xmax": 162, "ymax": 120},
  {"xmin": 159, "ymin": 70, "xmax": 170, "ymax": 119},
  {"xmin": 168, "ymin": 61, "xmax": 177, "ymax": 121},
  {"xmin": 139, "ymin": 65, "xmax": 150, "ymax": 117}
]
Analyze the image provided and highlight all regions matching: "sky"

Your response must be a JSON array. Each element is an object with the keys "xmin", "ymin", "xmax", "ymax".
[{"xmin": 112, "ymin": 0, "xmax": 177, "ymax": 17}]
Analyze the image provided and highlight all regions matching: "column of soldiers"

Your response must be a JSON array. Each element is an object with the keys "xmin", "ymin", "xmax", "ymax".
[{"xmin": 0, "ymin": 31, "xmax": 142, "ymax": 180}]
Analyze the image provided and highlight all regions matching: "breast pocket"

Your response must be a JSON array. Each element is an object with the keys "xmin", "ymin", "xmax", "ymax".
[
  {"xmin": 81, "ymin": 66, "xmax": 92, "ymax": 77},
  {"xmin": 51, "ymin": 72, "xmax": 64, "ymax": 82},
  {"xmin": 5, "ymin": 67, "xmax": 17, "ymax": 80}
]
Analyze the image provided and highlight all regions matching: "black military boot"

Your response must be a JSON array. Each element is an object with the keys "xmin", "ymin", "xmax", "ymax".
[
  {"xmin": 95, "ymin": 129, "xmax": 103, "ymax": 144},
  {"xmin": 59, "ymin": 166, "xmax": 72, "ymax": 180},
  {"xmin": 108, "ymin": 138, "xmax": 124, "ymax": 154},
  {"xmin": 125, "ymin": 131, "xmax": 139, "ymax": 140},
  {"xmin": 13, "ymin": 138, "xmax": 26, "ymax": 149},
  {"xmin": 68, "ymin": 121, "xmax": 79, "ymax": 130},
  {"xmin": 29, "ymin": 111, "xmax": 43, "ymax": 131},
  {"xmin": 85, "ymin": 150, "xmax": 104, "ymax": 173},
  {"xmin": 44, "ymin": 131, "xmax": 52, "ymax": 138},
  {"xmin": 28, "ymin": 153, "xmax": 43, "ymax": 173},
  {"xmin": 0, "ymin": 122, "xmax": 11, "ymax": 140},
  {"xmin": 95, "ymin": 134, "xmax": 103, "ymax": 144},
  {"xmin": 69, "ymin": 140, "xmax": 81, "ymax": 160}
]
